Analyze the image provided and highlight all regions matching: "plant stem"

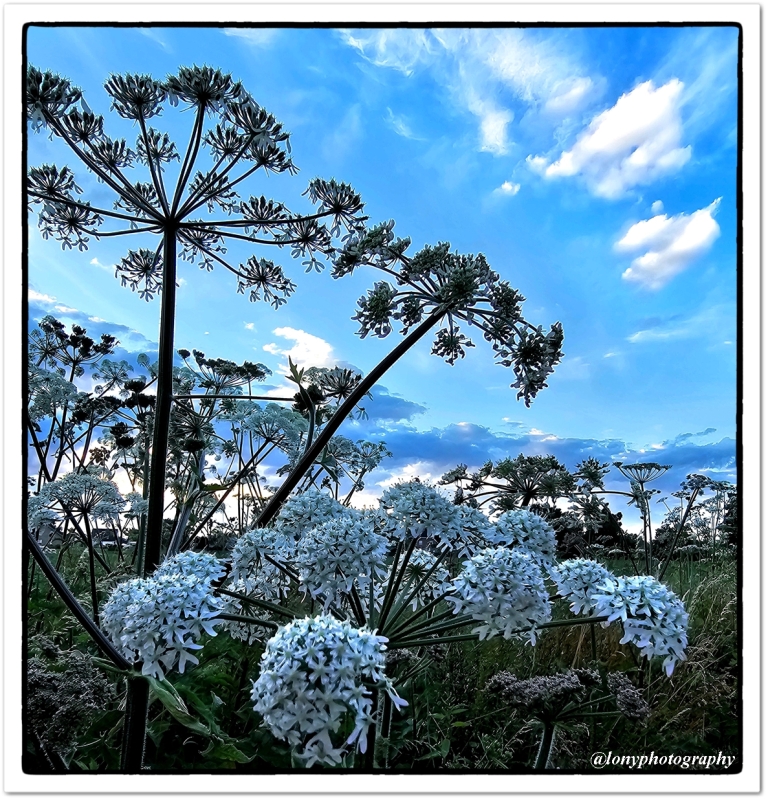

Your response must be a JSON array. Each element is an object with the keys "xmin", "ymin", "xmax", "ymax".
[
  {"xmin": 25, "ymin": 530, "xmax": 132, "ymax": 669},
  {"xmin": 121, "ymin": 677, "xmax": 149, "ymax": 772},
  {"xmin": 143, "ymin": 225, "xmax": 177, "ymax": 575},
  {"xmin": 534, "ymin": 721, "xmax": 556, "ymax": 770},
  {"xmin": 256, "ymin": 308, "xmax": 446, "ymax": 527}
]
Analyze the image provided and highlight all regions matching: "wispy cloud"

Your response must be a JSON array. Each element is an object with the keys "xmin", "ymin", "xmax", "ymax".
[
  {"xmin": 223, "ymin": 28, "xmax": 278, "ymax": 47},
  {"xmin": 339, "ymin": 28, "xmax": 597, "ymax": 156},
  {"xmin": 616, "ymin": 198, "xmax": 721, "ymax": 289},
  {"xmin": 139, "ymin": 28, "xmax": 170, "ymax": 51},
  {"xmin": 626, "ymin": 303, "xmax": 730, "ymax": 343},
  {"xmin": 532, "ymin": 80, "xmax": 691, "ymax": 199},
  {"xmin": 384, "ymin": 108, "xmax": 423, "ymax": 140}
]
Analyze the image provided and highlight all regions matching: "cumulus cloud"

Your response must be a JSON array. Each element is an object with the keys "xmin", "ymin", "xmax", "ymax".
[
  {"xmin": 534, "ymin": 79, "xmax": 691, "ymax": 199},
  {"xmin": 617, "ymin": 198, "xmax": 721, "ymax": 289},
  {"xmin": 362, "ymin": 386, "xmax": 427, "ymax": 422},
  {"xmin": 28, "ymin": 297, "xmax": 158, "ymax": 366},
  {"xmin": 341, "ymin": 417, "xmax": 735, "ymax": 529},
  {"xmin": 262, "ymin": 327, "xmax": 336, "ymax": 370},
  {"xmin": 494, "ymin": 180, "xmax": 521, "ymax": 196},
  {"xmin": 28, "ymin": 288, "xmax": 56, "ymax": 304},
  {"xmin": 339, "ymin": 28, "xmax": 597, "ymax": 156}
]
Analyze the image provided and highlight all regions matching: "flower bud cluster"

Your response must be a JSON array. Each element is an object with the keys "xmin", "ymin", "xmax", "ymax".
[
  {"xmin": 251, "ymin": 615, "xmax": 406, "ymax": 767},
  {"xmin": 102, "ymin": 552, "xmax": 225, "ymax": 680},
  {"xmin": 491, "ymin": 509, "xmax": 557, "ymax": 566},
  {"xmin": 448, "ymin": 547, "xmax": 552, "ymax": 642}
]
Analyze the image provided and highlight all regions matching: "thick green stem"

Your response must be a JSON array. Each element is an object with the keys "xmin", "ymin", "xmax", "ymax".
[
  {"xmin": 82, "ymin": 515, "xmax": 100, "ymax": 626},
  {"xmin": 534, "ymin": 722, "xmax": 556, "ymax": 770},
  {"xmin": 256, "ymin": 308, "xmax": 445, "ymax": 527},
  {"xmin": 143, "ymin": 226, "xmax": 177, "ymax": 575},
  {"xmin": 121, "ymin": 678, "xmax": 149, "ymax": 772}
]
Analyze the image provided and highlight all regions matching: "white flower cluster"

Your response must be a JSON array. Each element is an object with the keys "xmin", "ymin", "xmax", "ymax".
[
  {"xmin": 28, "ymin": 365, "xmax": 78, "ymax": 422},
  {"xmin": 592, "ymin": 576, "xmax": 689, "ymax": 676},
  {"xmin": 295, "ymin": 516, "xmax": 389, "ymax": 608},
  {"xmin": 448, "ymin": 547, "xmax": 552, "ymax": 643},
  {"xmin": 379, "ymin": 482, "xmax": 493, "ymax": 557},
  {"xmin": 275, "ymin": 488, "xmax": 349, "ymax": 540},
  {"xmin": 229, "ymin": 527, "xmax": 294, "ymax": 600},
  {"xmin": 124, "ymin": 491, "xmax": 149, "ymax": 521},
  {"xmin": 155, "ymin": 550, "xmax": 226, "ymax": 583},
  {"xmin": 400, "ymin": 549, "xmax": 452, "ymax": 610},
  {"xmin": 492, "ymin": 509, "xmax": 558, "ymax": 566},
  {"xmin": 34, "ymin": 472, "xmax": 126, "ymax": 521},
  {"xmin": 551, "ymin": 559, "xmax": 616, "ymax": 615},
  {"xmin": 251, "ymin": 615, "xmax": 406, "ymax": 767},
  {"xmin": 102, "ymin": 552, "xmax": 225, "ymax": 680}
]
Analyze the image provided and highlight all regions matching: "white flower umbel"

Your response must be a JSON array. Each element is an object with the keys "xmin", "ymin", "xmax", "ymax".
[
  {"xmin": 229, "ymin": 527, "xmax": 294, "ymax": 600},
  {"xmin": 102, "ymin": 555, "xmax": 225, "ymax": 680},
  {"xmin": 274, "ymin": 488, "xmax": 350, "ymax": 540},
  {"xmin": 492, "ymin": 509, "xmax": 558, "ymax": 566},
  {"xmin": 551, "ymin": 559, "xmax": 616, "ymax": 615},
  {"xmin": 295, "ymin": 517, "xmax": 388, "ymax": 609},
  {"xmin": 591, "ymin": 575, "xmax": 689, "ymax": 676},
  {"xmin": 34, "ymin": 472, "xmax": 126, "ymax": 523},
  {"xmin": 155, "ymin": 550, "xmax": 226, "ymax": 583},
  {"xmin": 252, "ymin": 615, "xmax": 406, "ymax": 767},
  {"xmin": 448, "ymin": 547, "xmax": 552, "ymax": 643},
  {"xmin": 379, "ymin": 482, "xmax": 492, "ymax": 557}
]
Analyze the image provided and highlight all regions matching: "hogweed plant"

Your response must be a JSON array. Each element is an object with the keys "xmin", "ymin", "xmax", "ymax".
[{"xmin": 23, "ymin": 62, "xmax": 714, "ymax": 774}]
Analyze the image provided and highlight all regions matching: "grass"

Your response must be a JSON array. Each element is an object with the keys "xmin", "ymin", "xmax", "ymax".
[{"xmin": 25, "ymin": 548, "xmax": 739, "ymax": 772}]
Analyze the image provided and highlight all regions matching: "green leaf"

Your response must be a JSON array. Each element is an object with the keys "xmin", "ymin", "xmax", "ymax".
[
  {"xmin": 200, "ymin": 738, "xmax": 254, "ymax": 764},
  {"xmin": 147, "ymin": 676, "xmax": 211, "ymax": 737}
]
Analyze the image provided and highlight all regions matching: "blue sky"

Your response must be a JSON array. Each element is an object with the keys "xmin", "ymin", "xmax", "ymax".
[{"xmin": 26, "ymin": 25, "xmax": 739, "ymax": 524}]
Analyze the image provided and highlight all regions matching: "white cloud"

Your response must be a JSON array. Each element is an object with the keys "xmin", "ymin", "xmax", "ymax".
[
  {"xmin": 384, "ymin": 108, "xmax": 423, "ymax": 140},
  {"xmin": 617, "ymin": 198, "xmax": 721, "ymax": 289},
  {"xmin": 139, "ymin": 28, "xmax": 170, "ymax": 50},
  {"xmin": 534, "ymin": 79, "xmax": 691, "ymax": 199},
  {"xmin": 54, "ymin": 304, "xmax": 78, "ymax": 314},
  {"xmin": 339, "ymin": 28, "xmax": 437, "ymax": 76},
  {"xmin": 89, "ymin": 257, "xmax": 111, "ymax": 272},
  {"xmin": 544, "ymin": 77, "xmax": 594, "ymax": 115},
  {"xmin": 651, "ymin": 200, "xmax": 664, "ymax": 214},
  {"xmin": 244, "ymin": 322, "xmax": 255, "ymax": 331},
  {"xmin": 340, "ymin": 28, "xmax": 597, "ymax": 155},
  {"xmin": 263, "ymin": 327, "xmax": 336, "ymax": 370},
  {"xmin": 223, "ymin": 28, "xmax": 277, "ymax": 47},
  {"xmin": 494, "ymin": 180, "xmax": 520, "ymax": 196},
  {"xmin": 28, "ymin": 289, "xmax": 56, "ymax": 304},
  {"xmin": 376, "ymin": 460, "xmax": 439, "ymax": 489}
]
